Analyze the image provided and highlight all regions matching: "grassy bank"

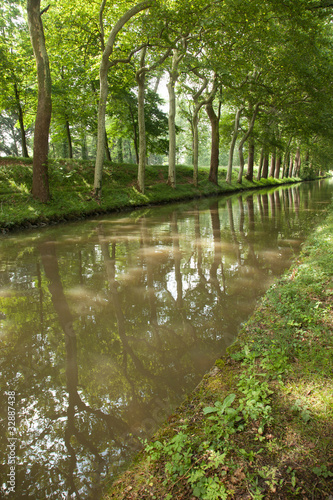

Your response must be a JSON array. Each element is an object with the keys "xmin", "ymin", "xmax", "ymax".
[
  {"xmin": 105, "ymin": 203, "xmax": 333, "ymax": 499},
  {"xmin": 0, "ymin": 157, "xmax": 300, "ymax": 232}
]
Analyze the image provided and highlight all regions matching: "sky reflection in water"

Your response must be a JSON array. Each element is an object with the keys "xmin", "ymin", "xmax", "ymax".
[{"xmin": 0, "ymin": 180, "xmax": 332, "ymax": 499}]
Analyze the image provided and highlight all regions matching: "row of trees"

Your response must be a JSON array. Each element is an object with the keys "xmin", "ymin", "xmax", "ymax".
[{"xmin": 1, "ymin": 0, "xmax": 333, "ymax": 201}]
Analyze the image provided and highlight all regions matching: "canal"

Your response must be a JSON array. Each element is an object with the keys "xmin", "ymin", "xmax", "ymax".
[{"xmin": 0, "ymin": 179, "xmax": 332, "ymax": 498}]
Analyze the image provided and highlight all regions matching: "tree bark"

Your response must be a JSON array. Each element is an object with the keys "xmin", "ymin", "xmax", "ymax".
[
  {"xmin": 192, "ymin": 88, "xmax": 208, "ymax": 186},
  {"xmin": 93, "ymin": 0, "xmax": 151, "ymax": 197},
  {"xmin": 274, "ymin": 155, "xmax": 282, "ymax": 178},
  {"xmin": 256, "ymin": 148, "xmax": 264, "ymax": 180},
  {"xmin": 245, "ymin": 138, "xmax": 255, "ymax": 181},
  {"xmin": 237, "ymin": 103, "xmax": 259, "ymax": 184},
  {"xmin": 295, "ymin": 147, "xmax": 301, "ymax": 176},
  {"xmin": 105, "ymin": 130, "xmax": 111, "ymax": 161},
  {"xmin": 136, "ymin": 47, "xmax": 147, "ymax": 193},
  {"xmin": 226, "ymin": 107, "xmax": 242, "ymax": 183},
  {"xmin": 206, "ymin": 99, "xmax": 220, "ymax": 185},
  {"xmin": 288, "ymin": 156, "xmax": 294, "ymax": 177},
  {"xmin": 269, "ymin": 148, "xmax": 276, "ymax": 177},
  {"xmin": 262, "ymin": 154, "xmax": 269, "ymax": 178},
  {"xmin": 13, "ymin": 82, "xmax": 29, "ymax": 158},
  {"xmin": 193, "ymin": 110, "xmax": 199, "ymax": 186},
  {"xmin": 65, "ymin": 120, "xmax": 73, "ymax": 158},
  {"xmin": 167, "ymin": 49, "xmax": 179, "ymax": 188},
  {"xmin": 27, "ymin": 0, "xmax": 52, "ymax": 202}
]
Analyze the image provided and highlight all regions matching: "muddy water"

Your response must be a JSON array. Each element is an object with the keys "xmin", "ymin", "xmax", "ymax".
[{"xmin": 0, "ymin": 180, "xmax": 332, "ymax": 499}]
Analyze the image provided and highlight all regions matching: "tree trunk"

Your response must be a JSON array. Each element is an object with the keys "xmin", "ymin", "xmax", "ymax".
[
  {"xmin": 295, "ymin": 147, "xmax": 301, "ymax": 176},
  {"xmin": 193, "ymin": 110, "xmax": 199, "ymax": 187},
  {"xmin": 269, "ymin": 149, "xmax": 276, "ymax": 177},
  {"xmin": 206, "ymin": 100, "xmax": 220, "ymax": 185},
  {"xmin": 13, "ymin": 82, "xmax": 29, "ymax": 158},
  {"xmin": 191, "ymin": 74, "xmax": 209, "ymax": 186},
  {"xmin": 226, "ymin": 107, "xmax": 242, "ymax": 183},
  {"xmin": 105, "ymin": 130, "xmax": 111, "ymax": 161},
  {"xmin": 289, "ymin": 156, "xmax": 294, "ymax": 177},
  {"xmin": 245, "ymin": 139, "xmax": 255, "ymax": 181},
  {"xmin": 256, "ymin": 148, "xmax": 264, "ymax": 180},
  {"xmin": 167, "ymin": 49, "xmax": 179, "ymax": 188},
  {"xmin": 136, "ymin": 47, "xmax": 147, "ymax": 193},
  {"xmin": 237, "ymin": 103, "xmax": 259, "ymax": 184},
  {"xmin": 262, "ymin": 154, "xmax": 269, "ymax": 178},
  {"xmin": 274, "ymin": 155, "xmax": 282, "ymax": 178},
  {"xmin": 81, "ymin": 134, "xmax": 88, "ymax": 159},
  {"xmin": 93, "ymin": 0, "xmax": 151, "ymax": 198},
  {"xmin": 283, "ymin": 152, "xmax": 289, "ymax": 177},
  {"xmin": 27, "ymin": 0, "xmax": 52, "ymax": 202},
  {"xmin": 65, "ymin": 120, "xmax": 73, "ymax": 158}
]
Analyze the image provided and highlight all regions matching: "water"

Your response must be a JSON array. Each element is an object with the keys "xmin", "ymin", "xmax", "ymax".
[{"xmin": 0, "ymin": 180, "xmax": 331, "ymax": 499}]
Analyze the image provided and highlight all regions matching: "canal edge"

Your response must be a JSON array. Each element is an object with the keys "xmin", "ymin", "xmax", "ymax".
[{"xmin": 105, "ymin": 201, "xmax": 333, "ymax": 499}]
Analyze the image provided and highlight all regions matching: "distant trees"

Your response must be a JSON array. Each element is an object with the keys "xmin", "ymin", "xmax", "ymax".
[{"xmin": 1, "ymin": 0, "xmax": 333, "ymax": 201}]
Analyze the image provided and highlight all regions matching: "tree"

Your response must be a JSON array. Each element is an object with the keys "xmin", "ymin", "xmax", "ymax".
[
  {"xmin": 226, "ymin": 107, "xmax": 243, "ymax": 183},
  {"xmin": 237, "ymin": 103, "xmax": 260, "ymax": 183},
  {"xmin": 27, "ymin": 0, "xmax": 52, "ymax": 202},
  {"xmin": 205, "ymin": 82, "xmax": 220, "ymax": 185},
  {"xmin": 135, "ymin": 44, "xmax": 172, "ymax": 192},
  {"xmin": 93, "ymin": 0, "xmax": 151, "ymax": 198}
]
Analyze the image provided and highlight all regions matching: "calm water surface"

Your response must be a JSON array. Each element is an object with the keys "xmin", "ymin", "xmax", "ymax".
[{"xmin": 0, "ymin": 180, "xmax": 332, "ymax": 498}]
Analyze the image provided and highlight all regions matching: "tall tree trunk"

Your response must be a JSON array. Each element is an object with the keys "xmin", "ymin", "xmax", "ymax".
[
  {"xmin": 245, "ymin": 138, "xmax": 255, "ymax": 181},
  {"xmin": 269, "ymin": 148, "xmax": 276, "ymax": 177},
  {"xmin": 206, "ymin": 100, "xmax": 220, "ymax": 185},
  {"xmin": 226, "ymin": 107, "xmax": 242, "ymax": 183},
  {"xmin": 256, "ymin": 148, "xmax": 264, "ymax": 180},
  {"xmin": 193, "ymin": 110, "xmax": 199, "ymax": 187},
  {"xmin": 105, "ymin": 130, "xmax": 111, "ymax": 161},
  {"xmin": 283, "ymin": 152, "xmax": 289, "ymax": 177},
  {"xmin": 295, "ymin": 147, "xmax": 301, "ymax": 176},
  {"xmin": 237, "ymin": 103, "xmax": 259, "ymax": 184},
  {"xmin": 191, "ymin": 74, "xmax": 209, "ymax": 186},
  {"xmin": 27, "ymin": 0, "xmax": 51, "ymax": 202},
  {"xmin": 93, "ymin": 0, "xmax": 151, "ymax": 198},
  {"xmin": 65, "ymin": 120, "xmax": 73, "ymax": 158},
  {"xmin": 13, "ymin": 82, "xmax": 29, "ymax": 158},
  {"xmin": 81, "ymin": 134, "xmax": 88, "ymax": 160},
  {"xmin": 167, "ymin": 49, "xmax": 179, "ymax": 188},
  {"xmin": 275, "ymin": 155, "xmax": 282, "ymax": 178},
  {"xmin": 136, "ymin": 47, "xmax": 147, "ymax": 193},
  {"xmin": 289, "ymin": 156, "xmax": 294, "ymax": 177},
  {"xmin": 262, "ymin": 154, "xmax": 269, "ymax": 178}
]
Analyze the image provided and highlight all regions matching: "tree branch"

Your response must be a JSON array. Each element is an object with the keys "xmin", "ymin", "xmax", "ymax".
[{"xmin": 40, "ymin": 4, "xmax": 50, "ymax": 16}]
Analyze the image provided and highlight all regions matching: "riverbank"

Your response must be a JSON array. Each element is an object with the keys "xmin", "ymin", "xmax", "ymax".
[
  {"xmin": 105, "ymin": 201, "xmax": 333, "ymax": 499},
  {"xmin": 0, "ymin": 157, "xmax": 301, "ymax": 233}
]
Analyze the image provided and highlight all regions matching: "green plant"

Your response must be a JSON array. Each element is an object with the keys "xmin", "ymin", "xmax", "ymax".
[{"xmin": 312, "ymin": 465, "xmax": 333, "ymax": 478}]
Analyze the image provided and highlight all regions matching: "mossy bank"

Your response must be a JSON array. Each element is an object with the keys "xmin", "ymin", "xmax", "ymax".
[
  {"xmin": 0, "ymin": 158, "xmax": 302, "ymax": 233},
  {"xmin": 104, "ymin": 202, "xmax": 333, "ymax": 499}
]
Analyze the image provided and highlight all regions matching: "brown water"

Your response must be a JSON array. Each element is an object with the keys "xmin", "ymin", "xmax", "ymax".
[{"xmin": 0, "ymin": 180, "xmax": 332, "ymax": 499}]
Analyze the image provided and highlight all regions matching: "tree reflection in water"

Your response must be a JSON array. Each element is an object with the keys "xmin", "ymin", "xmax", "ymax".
[{"xmin": 0, "ymin": 180, "xmax": 332, "ymax": 499}]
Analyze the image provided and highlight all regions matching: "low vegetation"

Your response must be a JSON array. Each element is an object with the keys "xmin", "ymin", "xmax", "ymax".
[
  {"xmin": 105, "ymin": 202, "xmax": 333, "ymax": 499},
  {"xmin": 0, "ymin": 157, "xmax": 300, "ymax": 233}
]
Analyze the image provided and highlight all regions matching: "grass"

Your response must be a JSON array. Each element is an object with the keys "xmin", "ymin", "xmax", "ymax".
[
  {"xmin": 0, "ymin": 157, "xmax": 301, "ymax": 232},
  {"xmin": 104, "ymin": 201, "xmax": 333, "ymax": 499}
]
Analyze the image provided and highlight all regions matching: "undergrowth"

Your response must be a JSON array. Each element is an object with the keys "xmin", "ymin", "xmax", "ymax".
[{"xmin": 0, "ymin": 158, "xmax": 301, "ymax": 232}]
